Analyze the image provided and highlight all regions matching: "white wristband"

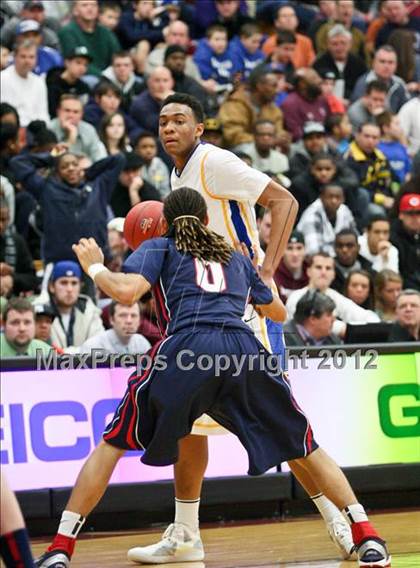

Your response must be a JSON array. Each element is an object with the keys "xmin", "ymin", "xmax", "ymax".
[{"xmin": 88, "ymin": 263, "xmax": 108, "ymax": 281}]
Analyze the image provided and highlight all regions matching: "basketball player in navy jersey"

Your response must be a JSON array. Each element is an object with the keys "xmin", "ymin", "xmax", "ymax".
[{"xmin": 37, "ymin": 188, "xmax": 390, "ymax": 568}]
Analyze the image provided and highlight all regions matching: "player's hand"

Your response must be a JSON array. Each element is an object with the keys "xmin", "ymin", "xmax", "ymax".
[
  {"xmin": 234, "ymin": 242, "xmax": 259, "ymax": 270},
  {"xmin": 72, "ymin": 238, "xmax": 104, "ymax": 274}
]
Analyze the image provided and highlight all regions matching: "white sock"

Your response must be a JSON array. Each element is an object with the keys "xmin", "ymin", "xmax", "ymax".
[
  {"xmin": 342, "ymin": 503, "xmax": 368, "ymax": 524},
  {"xmin": 174, "ymin": 498, "xmax": 200, "ymax": 533},
  {"xmin": 58, "ymin": 510, "xmax": 86, "ymax": 538},
  {"xmin": 311, "ymin": 493, "xmax": 343, "ymax": 524}
]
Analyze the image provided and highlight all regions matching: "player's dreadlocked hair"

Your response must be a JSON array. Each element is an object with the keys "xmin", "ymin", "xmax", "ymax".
[{"xmin": 164, "ymin": 187, "xmax": 233, "ymax": 264}]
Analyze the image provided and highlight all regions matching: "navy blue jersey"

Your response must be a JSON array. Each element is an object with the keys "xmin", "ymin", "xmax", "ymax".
[{"xmin": 123, "ymin": 238, "xmax": 273, "ymax": 335}]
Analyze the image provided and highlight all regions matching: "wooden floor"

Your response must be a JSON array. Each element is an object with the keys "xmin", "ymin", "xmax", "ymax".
[{"xmin": 30, "ymin": 511, "xmax": 420, "ymax": 567}]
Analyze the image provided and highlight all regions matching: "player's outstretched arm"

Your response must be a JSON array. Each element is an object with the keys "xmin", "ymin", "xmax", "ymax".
[
  {"xmin": 72, "ymin": 238, "xmax": 151, "ymax": 305},
  {"xmin": 257, "ymin": 181, "xmax": 298, "ymax": 283}
]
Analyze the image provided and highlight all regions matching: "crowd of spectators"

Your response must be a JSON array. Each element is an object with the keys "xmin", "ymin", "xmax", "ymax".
[{"xmin": 1, "ymin": 0, "xmax": 419, "ymax": 357}]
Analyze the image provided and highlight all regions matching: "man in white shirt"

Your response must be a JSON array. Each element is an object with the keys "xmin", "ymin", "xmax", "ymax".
[
  {"xmin": 0, "ymin": 39, "xmax": 49, "ymax": 126},
  {"xmin": 358, "ymin": 214, "xmax": 399, "ymax": 272},
  {"xmin": 79, "ymin": 301, "xmax": 151, "ymax": 355},
  {"xmin": 286, "ymin": 252, "xmax": 380, "ymax": 337}
]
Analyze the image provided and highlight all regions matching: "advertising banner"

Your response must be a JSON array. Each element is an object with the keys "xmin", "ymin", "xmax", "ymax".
[{"xmin": 1, "ymin": 351, "xmax": 419, "ymax": 491}]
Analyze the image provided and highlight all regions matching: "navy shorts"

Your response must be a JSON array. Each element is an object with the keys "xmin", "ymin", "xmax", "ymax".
[{"xmin": 103, "ymin": 330, "xmax": 317, "ymax": 476}]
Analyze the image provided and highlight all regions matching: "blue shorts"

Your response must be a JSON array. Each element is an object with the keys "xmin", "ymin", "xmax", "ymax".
[{"xmin": 103, "ymin": 329, "xmax": 317, "ymax": 476}]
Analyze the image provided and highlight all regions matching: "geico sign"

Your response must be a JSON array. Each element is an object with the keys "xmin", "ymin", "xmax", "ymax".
[{"xmin": 0, "ymin": 399, "xmax": 142, "ymax": 464}]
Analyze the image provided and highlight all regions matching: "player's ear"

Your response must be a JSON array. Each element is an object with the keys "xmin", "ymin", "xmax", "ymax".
[
  {"xmin": 196, "ymin": 122, "xmax": 204, "ymax": 138},
  {"xmin": 203, "ymin": 213, "xmax": 209, "ymax": 226}
]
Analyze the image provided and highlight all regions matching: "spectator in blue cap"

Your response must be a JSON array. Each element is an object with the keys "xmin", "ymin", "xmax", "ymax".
[{"xmin": 41, "ymin": 260, "xmax": 104, "ymax": 352}]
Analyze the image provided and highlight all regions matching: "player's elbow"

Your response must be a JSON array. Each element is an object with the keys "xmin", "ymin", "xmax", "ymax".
[
  {"xmin": 268, "ymin": 302, "xmax": 287, "ymax": 323},
  {"xmin": 258, "ymin": 299, "xmax": 287, "ymax": 323},
  {"xmin": 114, "ymin": 284, "xmax": 140, "ymax": 305}
]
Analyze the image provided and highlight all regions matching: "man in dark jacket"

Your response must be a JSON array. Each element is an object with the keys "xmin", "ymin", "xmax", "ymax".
[
  {"xmin": 391, "ymin": 193, "xmax": 420, "ymax": 290},
  {"xmin": 0, "ymin": 197, "xmax": 38, "ymax": 296},
  {"xmin": 10, "ymin": 148, "xmax": 124, "ymax": 265},
  {"xmin": 312, "ymin": 24, "xmax": 367, "ymax": 101},
  {"xmin": 331, "ymin": 229, "xmax": 375, "ymax": 293}
]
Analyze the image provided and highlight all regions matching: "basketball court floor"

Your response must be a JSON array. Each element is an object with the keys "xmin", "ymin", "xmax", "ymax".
[{"xmin": 31, "ymin": 510, "xmax": 420, "ymax": 567}]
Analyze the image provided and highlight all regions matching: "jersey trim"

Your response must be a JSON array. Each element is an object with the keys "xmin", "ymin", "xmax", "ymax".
[
  {"xmin": 199, "ymin": 151, "xmax": 237, "ymax": 244},
  {"xmin": 229, "ymin": 200, "xmax": 253, "ymax": 256},
  {"xmin": 174, "ymin": 142, "xmax": 203, "ymax": 177}
]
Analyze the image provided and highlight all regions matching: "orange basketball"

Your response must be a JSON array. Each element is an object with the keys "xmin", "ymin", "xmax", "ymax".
[{"xmin": 123, "ymin": 201, "xmax": 165, "ymax": 250}]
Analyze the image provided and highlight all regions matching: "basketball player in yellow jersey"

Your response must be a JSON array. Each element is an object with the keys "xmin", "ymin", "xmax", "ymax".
[{"xmin": 127, "ymin": 93, "xmax": 372, "ymax": 565}]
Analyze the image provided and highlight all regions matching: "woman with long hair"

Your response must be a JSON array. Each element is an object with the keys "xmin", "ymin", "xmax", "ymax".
[
  {"xmin": 374, "ymin": 269, "xmax": 403, "ymax": 321},
  {"xmin": 344, "ymin": 269, "xmax": 375, "ymax": 310},
  {"xmin": 98, "ymin": 112, "xmax": 131, "ymax": 155},
  {"xmin": 37, "ymin": 186, "xmax": 390, "ymax": 568}
]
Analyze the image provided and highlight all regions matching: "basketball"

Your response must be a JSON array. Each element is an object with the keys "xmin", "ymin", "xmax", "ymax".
[{"xmin": 123, "ymin": 201, "xmax": 165, "ymax": 250}]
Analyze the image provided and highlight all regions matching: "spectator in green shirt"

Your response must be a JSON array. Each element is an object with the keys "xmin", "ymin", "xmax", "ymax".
[
  {"xmin": 0, "ymin": 297, "xmax": 52, "ymax": 357},
  {"xmin": 58, "ymin": 0, "xmax": 121, "ymax": 78}
]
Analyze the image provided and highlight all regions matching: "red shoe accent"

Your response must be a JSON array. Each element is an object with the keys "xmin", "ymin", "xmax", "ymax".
[
  {"xmin": 47, "ymin": 534, "xmax": 76, "ymax": 557},
  {"xmin": 351, "ymin": 521, "xmax": 380, "ymax": 546}
]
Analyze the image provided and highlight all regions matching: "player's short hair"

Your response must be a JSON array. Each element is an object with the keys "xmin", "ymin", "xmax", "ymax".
[
  {"xmin": 164, "ymin": 187, "xmax": 234, "ymax": 264},
  {"xmin": 294, "ymin": 290, "xmax": 336, "ymax": 324},
  {"xmin": 161, "ymin": 93, "xmax": 204, "ymax": 123}
]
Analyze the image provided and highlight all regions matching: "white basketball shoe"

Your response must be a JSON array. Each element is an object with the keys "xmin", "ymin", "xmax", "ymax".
[
  {"xmin": 327, "ymin": 516, "xmax": 357, "ymax": 559},
  {"xmin": 127, "ymin": 522, "xmax": 204, "ymax": 564}
]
